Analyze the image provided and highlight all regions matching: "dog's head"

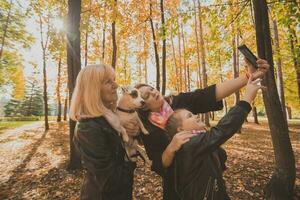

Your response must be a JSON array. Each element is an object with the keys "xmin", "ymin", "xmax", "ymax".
[{"xmin": 119, "ymin": 86, "xmax": 145, "ymax": 109}]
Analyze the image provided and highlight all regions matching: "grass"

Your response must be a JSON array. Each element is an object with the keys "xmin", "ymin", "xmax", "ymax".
[{"xmin": 0, "ymin": 121, "xmax": 36, "ymax": 133}]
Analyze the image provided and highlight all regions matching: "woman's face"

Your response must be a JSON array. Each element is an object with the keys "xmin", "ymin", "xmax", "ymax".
[
  {"xmin": 101, "ymin": 72, "xmax": 118, "ymax": 108},
  {"xmin": 177, "ymin": 109, "xmax": 206, "ymax": 131},
  {"xmin": 138, "ymin": 85, "xmax": 164, "ymax": 112}
]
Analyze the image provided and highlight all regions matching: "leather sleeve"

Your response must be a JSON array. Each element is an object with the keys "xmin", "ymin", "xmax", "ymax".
[
  {"xmin": 181, "ymin": 101, "xmax": 251, "ymax": 161},
  {"xmin": 172, "ymin": 84, "xmax": 223, "ymax": 114}
]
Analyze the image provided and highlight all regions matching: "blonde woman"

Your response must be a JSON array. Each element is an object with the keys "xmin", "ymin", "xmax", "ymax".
[{"xmin": 69, "ymin": 64, "xmax": 135, "ymax": 200}]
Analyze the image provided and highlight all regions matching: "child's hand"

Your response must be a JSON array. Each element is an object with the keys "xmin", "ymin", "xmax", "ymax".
[
  {"xmin": 243, "ymin": 74, "xmax": 265, "ymax": 104},
  {"xmin": 245, "ymin": 58, "xmax": 269, "ymax": 79},
  {"xmin": 168, "ymin": 131, "xmax": 197, "ymax": 152}
]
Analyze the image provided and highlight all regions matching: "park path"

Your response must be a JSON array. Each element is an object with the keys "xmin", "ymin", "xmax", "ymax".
[
  {"xmin": 0, "ymin": 121, "xmax": 46, "ymax": 184},
  {"xmin": 0, "ymin": 122, "xmax": 44, "ymax": 141}
]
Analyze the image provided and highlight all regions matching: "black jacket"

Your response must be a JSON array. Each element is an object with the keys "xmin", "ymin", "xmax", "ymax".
[
  {"xmin": 173, "ymin": 101, "xmax": 252, "ymax": 200},
  {"xmin": 138, "ymin": 85, "xmax": 223, "ymax": 200},
  {"xmin": 73, "ymin": 116, "xmax": 135, "ymax": 200}
]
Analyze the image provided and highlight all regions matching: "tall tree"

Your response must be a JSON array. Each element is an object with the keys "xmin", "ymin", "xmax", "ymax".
[
  {"xmin": 111, "ymin": 0, "xmax": 117, "ymax": 69},
  {"xmin": 160, "ymin": 0, "xmax": 166, "ymax": 95},
  {"xmin": 56, "ymin": 56, "xmax": 62, "ymax": 122},
  {"xmin": 149, "ymin": 0, "xmax": 160, "ymax": 91},
  {"xmin": 197, "ymin": 0, "xmax": 209, "ymax": 126},
  {"xmin": 83, "ymin": 0, "xmax": 92, "ymax": 66},
  {"xmin": 272, "ymin": 17, "xmax": 287, "ymax": 122},
  {"xmin": 286, "ymin": 1, "xmax": 300, "ymax": 99},
  {"xmin": 193, "ymin": 0, "xmax": 202, "ymax": 89},
  {"xmin": 63, "ymin": 89, "xmax": 68, "ymax": 121},
  {"xmin": 170, "ymin": 26, "xmax": 178, "ymax": 91},
  {"xmin": 253, "ymin": 1, "xmax": 295, "ymax": 199},
  {"xmin": 181, "ymin": 21, "xmax": 187, "ymax": 92},
  {"xmin": 67, "ymin": 0, "xmax": 82, "ymax": 170},
  {"xmin": 36, "ymin": 7, "xmax": 50, "ymax": 131},
  {"xmin": 102, "ymin": 2, "xmax": 107, "ymax": 61}
]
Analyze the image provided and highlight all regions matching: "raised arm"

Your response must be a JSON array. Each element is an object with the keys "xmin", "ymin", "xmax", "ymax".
[
  {"xmin": 215, "ymin": 58, "xmax": 269, "ymax": 101},
  {"xmin": 184, "ymin": 75, "xmax": 263, "ymax": 159}
]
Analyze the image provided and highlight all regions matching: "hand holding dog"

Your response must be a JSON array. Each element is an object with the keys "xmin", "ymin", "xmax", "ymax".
[{"xmin": 123, "ymin": 120, "xmax": 140, "ymax": 135}]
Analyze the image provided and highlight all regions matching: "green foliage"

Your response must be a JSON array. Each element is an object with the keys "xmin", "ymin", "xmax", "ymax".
[
  {"xmin": 4, "ymin": 80, "xmax": 44, "ymax": 117},
  {"xmin": 0, "ymin": 0, "xmax": 34, "ymax": 51}
]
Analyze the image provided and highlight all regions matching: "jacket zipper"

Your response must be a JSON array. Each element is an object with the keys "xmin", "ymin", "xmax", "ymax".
[
  {"xmin": 203, "ymin": 177, "xmax": 219, "ymax": 200},
  {"xmin": 211, "ymin": 179, "xmax": 219, "ymax": 200},
  {"xmin": 203, "ymin": 177, "xmax": 213, "ymax": 200}
]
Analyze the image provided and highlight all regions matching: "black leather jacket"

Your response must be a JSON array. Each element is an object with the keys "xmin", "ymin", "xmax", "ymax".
[
  {"xmin": 173, "ymin": 101, "xmax": 252, "ymax": 200},
  {"xmin": 73, "ymin": 116, "xmax": 135, "ymax": 200}
]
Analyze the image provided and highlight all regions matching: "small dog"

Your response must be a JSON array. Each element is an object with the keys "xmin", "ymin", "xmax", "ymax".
[{"xmin": 116, "ymin": 86, "xmax": 151, "ymax": 165}]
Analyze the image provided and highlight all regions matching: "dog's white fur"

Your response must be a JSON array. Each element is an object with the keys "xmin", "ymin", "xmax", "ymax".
[{"xmin": 116, "ymin": 87, "xmax": 151, "ymax": 165}]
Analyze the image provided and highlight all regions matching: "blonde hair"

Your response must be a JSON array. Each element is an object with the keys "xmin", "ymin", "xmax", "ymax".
[{"xmin": 69, "ymin": 64, "xmax": 115, "ymax": 121}]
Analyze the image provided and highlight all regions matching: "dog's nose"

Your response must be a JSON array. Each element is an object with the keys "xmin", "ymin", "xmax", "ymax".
[{"xmin": 141, "ymin": 101, "xmax": 145, "ymax": 106}]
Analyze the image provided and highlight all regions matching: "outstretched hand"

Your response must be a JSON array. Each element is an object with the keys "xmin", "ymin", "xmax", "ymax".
[
  {"xmin": 243, "ymin": 74, "xmax": 266, "ymax": 104},
  {"xmin": 245, "ymin": 58, "xmax": 269, "ymax": 79}
]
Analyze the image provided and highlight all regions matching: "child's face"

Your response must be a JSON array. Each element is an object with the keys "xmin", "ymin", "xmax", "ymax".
[{"xmin": 177, "ymin": 110, "xmax": 206, "ymax": 132}]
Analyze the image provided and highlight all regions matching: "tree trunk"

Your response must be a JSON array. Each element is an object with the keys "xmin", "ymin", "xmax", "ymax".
[
  {"xmin": 286, "ymin": 106, "xmax": 292, "ymax": 119},
  {"xmin": 42, "ymin": 51, "xmax": 49, "ymax": 130},
  {"xmin": 0, "ymin": 0, "xmax": 13, "ymax": 59},
  {"xmin": 56, "ymin": 56, "xmax": 62, "ymax": 122},
  {"xmin": 252, "ymin": 102, "xmax": 259, "ymax": 124},
  {"xmin": 67, "ymin": 0, "xmax": 82, "ymax": 170},
  {"xmin": 84, "ymin": 0, "xmax": 92, "ymax": 67},
  {"xmin": 111, "ymin": 0, "xmax": 117, "ymax": 69},
  {"xmin": 197, "ymin": 0, "xmax": 209, "ymax": 127},
  {"xmin": 232, "ymin": 21, "xmax": 241, "ymax": 133},
  {"xmin": 193, "ymin": 0, "xmax": 202, "ymax": 89},
  {"xmin": 288, "ymin": 25, "xmax": 300, "ymax": 99},
  {"xmin": 160, "ymin": 0, "xmax": 166, "ymax": 95},
  {"xmin": 253, "ymin": 1, "xmax": 295, "ymax": 199},
  {"xmin": 181, "ymin": 22, "xmax": 187, "ymax": 92},
  {"xmin": 187, "ymin": 63, "xmax": 191, "ymax": 92},
  {"xmin": 149, "ymin": 1, "xmax": 160, "ymax": 91},
  {"xmin": 170, "ymin": 26, "xmax": 179, "ymax": 92},
  {"xmin": 177, "ymin": 18, "xmax": 183, "ymax": 92},
  {"xmin": 143, "ymin": 32, "xmax": 148, "ymax": 84},
  {"xmin": 102, "ymin": 4, "xmax": 106, "ymax": 61},
  {"xmin": 38, "ymin": 14, "xmax": 49, "ymax": 131},
  {"xmin": 63, "ymin": 90, "xmax": 68, "ymax": 121},
  {"xmin": 272, "ymin": 18, "xmax": 287, "ymax": 122}
]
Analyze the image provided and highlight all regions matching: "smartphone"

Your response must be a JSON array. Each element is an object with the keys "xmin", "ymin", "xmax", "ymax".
[{"xmin": 237, "ymin": 44, "xmax": 258, "ymax": 69}]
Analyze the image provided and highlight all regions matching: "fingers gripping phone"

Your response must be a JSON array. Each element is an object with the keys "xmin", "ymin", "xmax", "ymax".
[{"xmin": 238, "ymin": 44, "xmax": 258, "ymax": 69}]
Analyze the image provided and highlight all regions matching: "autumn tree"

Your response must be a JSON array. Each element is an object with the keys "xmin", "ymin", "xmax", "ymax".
[
  {"xmin": 253, "ymin": 1, "xmax": 295, "ymax": 199},
  {"xmin": 67, "ymin": 0, "xmax": 82, "ymax": 170}
]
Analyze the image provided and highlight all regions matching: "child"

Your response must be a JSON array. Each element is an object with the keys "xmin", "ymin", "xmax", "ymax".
[{"xmin": 164, "ymin": 76, "xmax": 262, "ymax": 200}]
